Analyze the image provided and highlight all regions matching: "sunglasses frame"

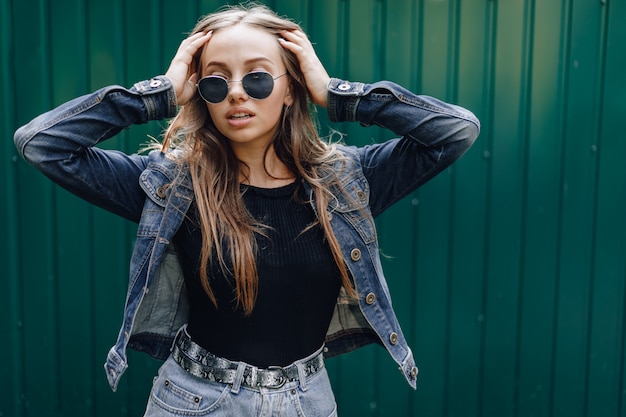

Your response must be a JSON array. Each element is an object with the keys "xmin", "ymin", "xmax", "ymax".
[{"xmin": 196, "ymin": 71, "xmax": 287, "ymax": 104}]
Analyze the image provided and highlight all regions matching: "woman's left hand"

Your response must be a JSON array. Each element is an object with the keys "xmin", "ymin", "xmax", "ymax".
[
  {"xmin": 279, "ymin": 30, "xmax": 331, "ymax": 108},
  {"xmin": 165, "ymin": 31, "xmax": 213, "ymax": 106}
]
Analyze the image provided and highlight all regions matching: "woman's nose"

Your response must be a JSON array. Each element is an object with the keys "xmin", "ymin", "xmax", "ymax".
[{"xmin": 227, "ymin": 79, "xmax": 249, "ymax": 101}]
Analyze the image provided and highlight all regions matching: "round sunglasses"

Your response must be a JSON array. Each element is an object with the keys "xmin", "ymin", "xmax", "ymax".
[{"xmin": 197, "ymin": 71, "xmax": 286, "ymax": 104}]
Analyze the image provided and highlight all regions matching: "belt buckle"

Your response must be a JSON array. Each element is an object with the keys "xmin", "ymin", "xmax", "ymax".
[{"xmin": 266, "ymin": 366, "xmax": 288, "ymax": 388}]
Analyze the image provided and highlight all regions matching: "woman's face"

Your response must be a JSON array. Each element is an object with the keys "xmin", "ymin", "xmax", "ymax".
[{"xmin": 199, "ymin": 24, "xmax": 292, "ymax": 155}]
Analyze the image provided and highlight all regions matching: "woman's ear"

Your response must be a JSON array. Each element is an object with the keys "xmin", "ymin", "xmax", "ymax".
[
  {"xmin": 284, "ymin": 84, "xmax": 294, "ymax": 107},
  {"xmin": 284, "ymin": 90, "xmax": 293, "ymax": 107}
]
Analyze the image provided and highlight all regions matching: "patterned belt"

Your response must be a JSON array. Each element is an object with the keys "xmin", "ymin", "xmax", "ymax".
[{"xmin": 172, "ymin": 329, "xmax": 325, "ymax": 389}]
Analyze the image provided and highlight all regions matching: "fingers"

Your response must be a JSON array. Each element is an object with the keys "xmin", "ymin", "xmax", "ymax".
[
  {"xmin": 279, "ymin": 30, "xmax": 330, "ymax": 107},
  {"xmin": 166, "ymin": 31, "xmax": 212, "ymax": 105},
  {"xmin": 279, "ymin": 29, "xmax": 308, "ymax": 48},
  {"xmin": 176, "ymin": 31, "xmax": 213, "ymax": 66},
  {"xmin": 278, "ymin": 30, "xmax": 318, "ymax": 66}
]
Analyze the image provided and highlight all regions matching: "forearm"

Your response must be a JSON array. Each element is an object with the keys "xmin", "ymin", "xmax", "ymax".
[
  {"xmin": 326, "ymin": 78, "xmax": 480, "ymax": 217},
  {"xmin": 326, "ymin": 78, "xmax": 479, "ymax": 148},
  {"xmin": 14, "ymin": 76, "xmax": 176, "ymax": 163},
  {"xmin": 13, "ymin": 76, "xmax": 178, "ymax": 222}
]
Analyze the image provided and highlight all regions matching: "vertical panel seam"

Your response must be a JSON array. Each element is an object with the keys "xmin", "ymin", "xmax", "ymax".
[
  {"xmin": 513, "ymin": 0, "xmax": 536, "ymax": 415},
  {"xmin": 40, "ymin": 0, "xmax": 62, "ymax": 412},
  {"xmin": 447, "ymin": 0, "xmax": 460, "ymax": 409},
  {"xmin": 550, "ymin": 0, "xmax": 573, "ymax": 414},
  {"xmin": 479, "ymin": 0, "xmax": 497, "ymax": 413},
  {"xmin": 408, "ymin": 1, "xmax": 420, "ymax": 417},
  {"xmin": 584, "ymin": 2, "xmax": 610, "ymax": 416},
  {"xmin": 3, "ymin": 0, "xmax": 25, "ymax": 415},
  {"xmin": 338, "ymin": 0, "xmax": 349, "ymax": 75},
  {"xmin": 82, "ymin": 0, "xmax": 98, "ymax": 411}
]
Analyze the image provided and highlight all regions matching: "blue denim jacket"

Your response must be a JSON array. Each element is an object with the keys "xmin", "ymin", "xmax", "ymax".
[{"xmin": 14, "ymin": 76, "xmax": 479, "ymax": 391}]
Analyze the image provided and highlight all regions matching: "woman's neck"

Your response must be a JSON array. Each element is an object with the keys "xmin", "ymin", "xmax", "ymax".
[
  {"xmin": 241, "ymin": 170, "xmax": 296, "ymax": 188},
  {"xmin": 235, "ymin": 144, "xmax": 295, "ymax": 188}
]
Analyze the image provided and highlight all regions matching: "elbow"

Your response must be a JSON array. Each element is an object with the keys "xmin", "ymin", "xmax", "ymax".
[
  {"xmin": 13, "ymin": 114, "xmax": 47, "ymax": 162},
  {"xmin": 468, "ymin": 111, "xmax": 481, "ymax": 141},
  {"xmin": 453, "ymin": 114, "xmax": 480, "ymax": 154},
  {"xmin": 460, "ymin": 106, "xmax": 480, "ymax": 140},
  {"xmin": 13, "ymin": 122, "xmax": 44, "ymax": 166},
  {"xmin": 458, "ymin": 103, "xmax": 480, "ymax": 148},
  {"xmin": 465, "ymin": 117, "xmax": 480, "ymax": 148},
  {"xmin": 13, "ymin": 121, "xmax": 54, "ymax": 168},
  {"xmin": 13, "ymin": 124, "xmax": 29, "ymax": 161}
]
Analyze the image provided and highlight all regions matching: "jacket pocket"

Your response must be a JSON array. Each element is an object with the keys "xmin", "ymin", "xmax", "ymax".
[
  {"xmin": 329, "ymin": 175, "xmax": 376, "ymax": 244},
  {"xmin": 140, "ymin": 164, "xmax": 175, "ymax": 207}
]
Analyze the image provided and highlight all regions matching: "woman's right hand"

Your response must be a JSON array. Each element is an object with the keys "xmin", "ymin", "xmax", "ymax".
[
  {"xmin": 165, "ymin": 31, "xmax": 213, "ymax": 106},
  {"xmin": 279, "ymin": 30, "xmax": 331, "ymax": 108}
]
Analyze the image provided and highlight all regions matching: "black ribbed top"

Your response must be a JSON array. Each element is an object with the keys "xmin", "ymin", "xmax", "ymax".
[{"xmin": 174, "ymin": 180, "xmax": 342, "ymax": 367}]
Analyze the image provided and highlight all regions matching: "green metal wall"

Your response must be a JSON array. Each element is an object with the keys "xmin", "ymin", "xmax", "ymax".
[{"xmin": 2, "ymin": 0, "xmax": 626, "ymax": 416}]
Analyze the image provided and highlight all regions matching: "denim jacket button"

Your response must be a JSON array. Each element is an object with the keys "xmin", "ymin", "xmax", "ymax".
[
  {"xmin": 338, "ymin": 83, "xmax": 351, "ymax": 91},
  {"xmin": 365, "ymin": 292, "xmax": 376, "ymax": 305},
  {"xmin": 150, "ymin": 78, "xmax": 163, "ymax": 88},
  {"xmin": 350, "ymin": 248, "xmax": 361, "ymax": 261},
  {"xmin": 389, "ymin": 332, "xmax": 399, "ymax": 345},
  {"xmin": 156, "ymin": 186, "xmax": 167, "ymax": 198},
  {"xmin": 410, "ymin": 366, "xmax": 418, "ymax": 379}
]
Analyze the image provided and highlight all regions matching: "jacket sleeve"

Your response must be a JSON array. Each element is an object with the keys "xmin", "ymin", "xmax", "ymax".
[
  {"xmin": 326, "ymin": 78, "xmax": 480, "ymax": 218},
  {"xmin": 13, "ymin": 76, "xmax": 178, "ymax": 223}
]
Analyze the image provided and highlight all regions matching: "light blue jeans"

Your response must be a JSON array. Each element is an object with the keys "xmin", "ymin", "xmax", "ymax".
[{"xmin": 143, "ymin": 345, "xmax": 338, "ymax": 416}]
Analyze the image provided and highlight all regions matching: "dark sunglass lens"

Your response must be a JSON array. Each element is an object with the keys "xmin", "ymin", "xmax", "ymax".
[
  {"xmin": 242, "ymin": 72, "xmax": 274, "ymax": 100},
  {"xmin": 198, "ymin": 77, "xmax": 229, "ymax": 103}
]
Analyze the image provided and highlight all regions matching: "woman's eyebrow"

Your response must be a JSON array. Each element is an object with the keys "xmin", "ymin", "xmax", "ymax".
[{"xmin": 205, "ymin": 57, "xmax": 273, "ymax": 70}]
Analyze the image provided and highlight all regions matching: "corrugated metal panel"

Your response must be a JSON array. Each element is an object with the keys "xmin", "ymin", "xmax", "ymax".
[
  {"xmin": 1, "ymin": 0, "xmax": 22, "ymax": 415},
  {"xmin": 2, "ymin": 0, "xmax": 626, "ymax": 416}
]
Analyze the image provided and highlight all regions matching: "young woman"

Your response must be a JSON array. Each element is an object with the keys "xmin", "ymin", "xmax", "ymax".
[{"xmin": 14, "ymin": 4, "xmax": 479, "ymax": 416}]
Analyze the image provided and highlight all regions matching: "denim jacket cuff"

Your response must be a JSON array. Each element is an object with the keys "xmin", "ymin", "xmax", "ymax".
[
  {"xmin": 327, "ymin": 78, "xmax": 365, "ymax": 123},
  {"xmin": 132, "ymin": 76, "xmax": 178, "ymax": 120}
]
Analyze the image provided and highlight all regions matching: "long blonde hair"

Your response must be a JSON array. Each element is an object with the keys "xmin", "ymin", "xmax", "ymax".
[{"xmin": 163, "ymin": 3, "xmax": 356, "ymax": 314}]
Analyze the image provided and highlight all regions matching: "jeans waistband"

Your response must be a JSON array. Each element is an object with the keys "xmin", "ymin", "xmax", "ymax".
[{"xmin": 171, "ymin": 326, "xmax": 325, "ymax": 390}]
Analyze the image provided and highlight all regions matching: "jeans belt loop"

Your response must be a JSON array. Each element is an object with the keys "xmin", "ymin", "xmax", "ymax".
[
  {"xmin": 296, "ymin": 362, "xmax": 308, "ymax": 392},
  {"xmin": 170, "ymin": 325, "xmax": 185, "ymax": 353},
  {"xmin": 231, "ymin": 361, "xmax": 246, "ymax": 394}
]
